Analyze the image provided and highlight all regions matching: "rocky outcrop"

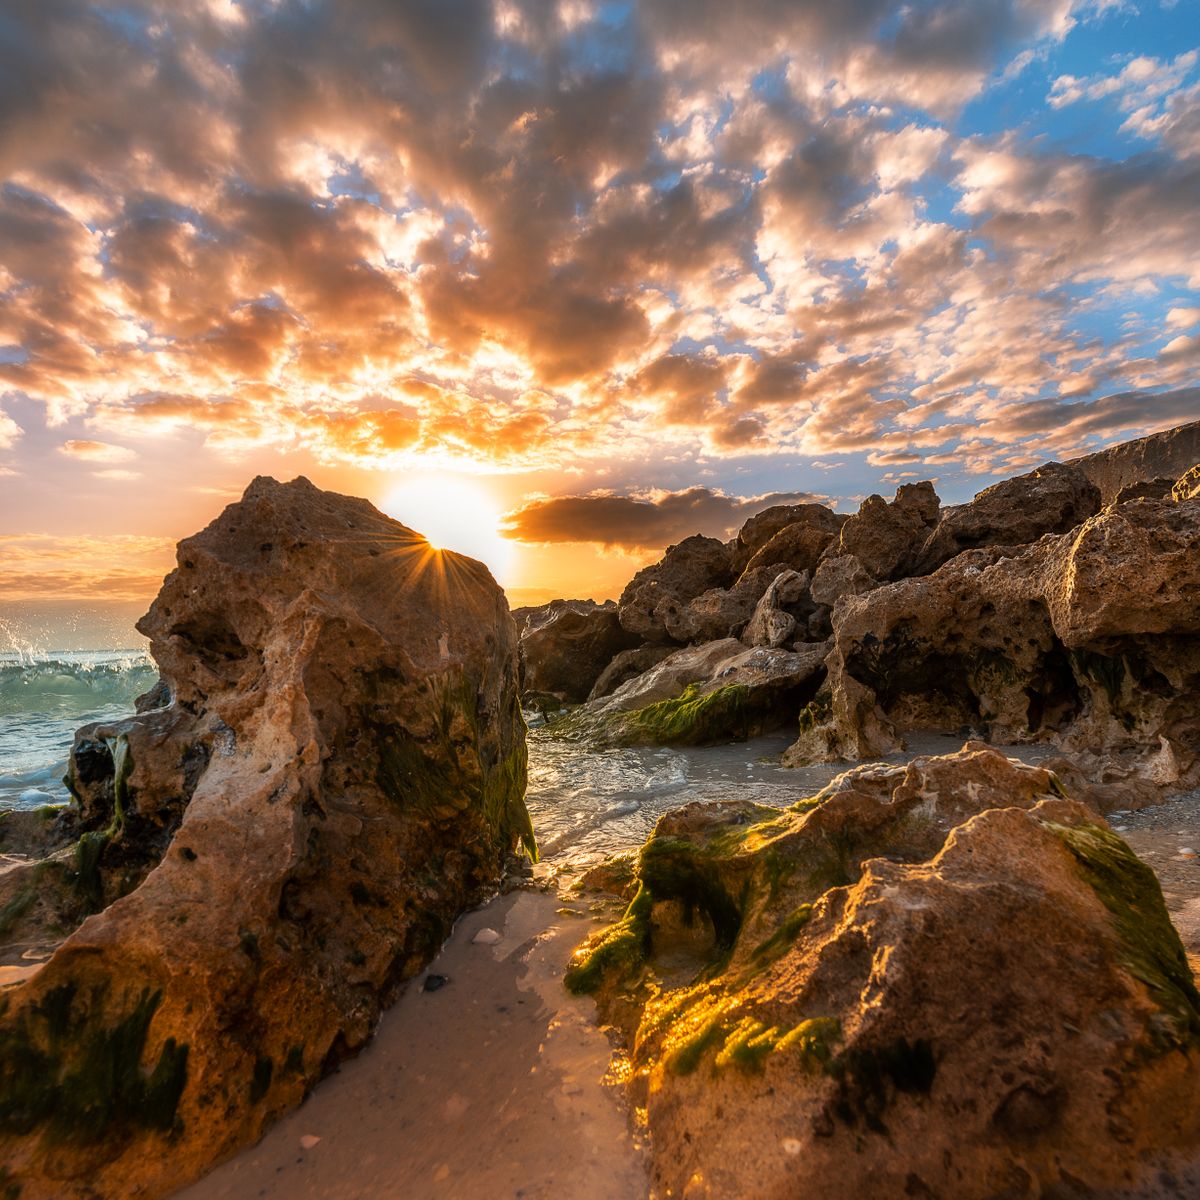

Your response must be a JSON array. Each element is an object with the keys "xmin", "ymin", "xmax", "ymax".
[
  {"xmin": 561, "ymin": 638, "xmax": 828, "ymax": 748},
  {"xmin": 809, "ymin": 554, "xmax": 875, "ymax": 610},
  {"xmin": 1175, "ymin": 463, "xmax": 1200, "ymax": 502},
  {"xmin": 912, "ymin": 461, "xmax": 1101, "ymax": 576},
  {"xmin": 516, "ymin": 599, "xmax": 639, "ymax": 702},
  {"xmin": 742, "ymin": 569, "xmax": 809, "ymax": 649},
  {"xmin": 588, "ymin": 644, "xmax": 676, "ymax": 701},
  {"xmin": 742, "ymin": 522, "xmax": 833, "ymax": 578},
  {"xmin": 618, "ymin": 535, "xmax": 733, "ymax": 644},
  {"xmin": 0, "ymin": 477, "xmax": 533, "ymax": 1200},
  {"xmin": 730, "ymin": 503, "xmax": 844, "ymax": 574},
  {"xmin": 569, "ymin": 745, "xmax": 1200, "ymax": 1200},
  {"xmin": 832, "ymin": 484, "xmax": 940, "ymax": 582},
  {"xmin": 786, "ymin": 494, "xmax": 1200, "ymax": 791},
  {"xmin": 1073, "ymin": 416, "xmax": 1200, "ymax": 503},
  {"xmin": 662, "ymin": 565, "xmax": 781, "ymax": 644}
]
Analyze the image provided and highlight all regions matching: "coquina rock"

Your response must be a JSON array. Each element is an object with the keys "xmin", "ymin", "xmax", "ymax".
[
  {"xmin": 560, "ymin": 638, "xmax": 829, "ymax": 748},
  {"xmin": 730, "ymin": 503, "xmax": 844, "ymax": 574},
  {"xmin": 588, "ymin": 644, "xmax": 677, "ymax": 701},
  {"xmin": 0, "ymin": 477, "xmax": 533, "ymax": 1200},
  {"xmin": 741, "ymin": 522, "xmax": 833, "ymax": 578},
  {"xmin": 912, "ymin": 461, "xmax": 1101, "ymax": 576},
  {"xmin": 786, "ymin": 493, "xmax": 1200, "ymax": 789},
  {"xmin": 568, "ymin": 745, "xmax": 1200, "ymax": 1200},
  {"xmin": 618, "ymin": 535, "xmax": 733, "ymax": 644},
  {"xmin": 832, "ymin": 486, "xmax": 939, "ymax": 582},
  {"xmin": 662, "ymin": 565, "xmax": 784, "ymax": 644},
  {"xmin": 1073, "ymin": 417, "xmax": 1200, "ymax": 504},
  {"xmin": 515, "ymin": 599, "xmax": 639, "ymax": 702},
  {"xmin": 1174, "ymin": 463, "xmax": 1200, "ymax": 502},
  {"xmin": 742, "ymin": 569, "xmax": 810, "ymax": 649}
]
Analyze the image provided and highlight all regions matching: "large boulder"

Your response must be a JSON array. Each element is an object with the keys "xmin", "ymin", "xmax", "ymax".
[
  {"xmin": 618, "ymin": 536, "xmax": 733, "ymax": 644},
  {"xmin": 560, "ymin": 638, "xmax": 829, "ymax": 748},
  {"xmin": 517, "ymin": 599, "xmax": 639, "ymax": 702},
  {"xmin": 1073, "ymin": 417, "xmax": 1200, "ymax": 504},
  {"xmin": 913, "ymin": 462, "xmax": 1101, "ymax": 576},
  {"xmin": 588, "ymin": 644, "xmax": 677, "ymax": 701},
  {"xmin": 831, "ymin": 484, "xmax": 939, "ymax": 582},
  {"xmin": 731, "ymin": 503, "xmax": 844, "ymax": 574},
  {"xmin": 662, "ymin": 565, "xmax": 782, "ymax": 644},
  {"xmin": 785, "ymin": 496, "xmax": 1200, "ymax": 790},
  {"xmin": 742, "ymin": 522, "xmax": 833, "ymax": 578},
  {"xmin": 742, "ymin": 569, "xmax": 810, "ymax": 649},
  {"xmin": 569, "ymin": 745, "xmax": 1200, "ymax": 1200},
  {"xmin": 1174, "ymin": 464, "xmax": 1200, "ymax": 502},
  {"xmin": 0, "ymin": 477, "xmax": 533, "ymax": 1200}
]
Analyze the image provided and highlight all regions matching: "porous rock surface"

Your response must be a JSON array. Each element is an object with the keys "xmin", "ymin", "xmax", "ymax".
[
  {"xmin": 562, "ymin": 638, "xmax": 829, "ymax": 748},
  {"xmin": 730, "ymin": 502, "xmax": 844, "ymax": 574},
  {"xmin": 788, "ymin": 494, "xmax": 1200, "ymax": 790},
  {"xmin": 515, "ymin": 598, "xmax": 639, "ymax": 702},
  {"xmin": 618, "ymin": 535, "xmax": 733, "ymax": 644},
  {"xmin": 0, "ymin": 477, "xmax": 533, "ymax": 1200},
  {"xmin": 1074, "ymin": 417, "xmax": 1200, "ymax": 504},
  {"xmin": 570, "ymin": 745, "xmax": 1200, "ymax": 1200},
  {"xmin": 911, "ymin": 461, "xmax": 1101, "ymax": 576}
]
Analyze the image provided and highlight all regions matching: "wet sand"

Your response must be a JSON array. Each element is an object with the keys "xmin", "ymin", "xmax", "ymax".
[{"xmin": 176, "ymin": 889, "xmax": 647, "ymax": 1200}]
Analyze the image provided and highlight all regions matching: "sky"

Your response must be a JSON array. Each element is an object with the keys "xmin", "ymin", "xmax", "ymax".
[{"xmin": 1, "ymin": 0, "xmax": 1199, "ymax": 646}]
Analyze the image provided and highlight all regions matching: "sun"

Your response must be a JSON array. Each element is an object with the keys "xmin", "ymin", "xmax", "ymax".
[{"xmin": 382, "ymin": 475, "xmax": 515, "ymax": 585}]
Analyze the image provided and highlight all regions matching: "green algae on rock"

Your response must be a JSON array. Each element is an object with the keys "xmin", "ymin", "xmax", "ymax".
[{"xmin": 570, "ymin": 744, "xmax": 1200, "ymax": 1200}]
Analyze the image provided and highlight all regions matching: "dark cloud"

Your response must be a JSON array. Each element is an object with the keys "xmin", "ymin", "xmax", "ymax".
[{"xmin": 502, "ymin": 486, "xmax": 826, "ymax": 549}]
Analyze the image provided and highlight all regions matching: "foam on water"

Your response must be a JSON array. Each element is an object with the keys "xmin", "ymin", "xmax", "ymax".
[{"xmin": 0, "ymin": 650, "xmax": 156, "ymax": 809}]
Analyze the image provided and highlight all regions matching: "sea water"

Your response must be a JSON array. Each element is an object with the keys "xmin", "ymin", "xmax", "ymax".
[
  {"xmin": 0, "ymin": 650, "xmax": 157, "ymax": 810},
  {"xmin": 0, "ymin": 647, "xmax": 1043, "ymax": 859}
]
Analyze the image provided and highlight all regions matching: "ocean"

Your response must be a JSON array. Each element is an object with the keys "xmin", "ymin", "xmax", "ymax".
[
  {"xmin": 0, "ymin": 650, "xmax": 158, "ymax": 811},
  {"xmin": 0, "ymin": 646, "xmax": 1018, "ymax": 862}
]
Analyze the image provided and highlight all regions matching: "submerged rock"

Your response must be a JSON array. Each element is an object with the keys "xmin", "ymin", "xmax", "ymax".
[
  {"xmin": 516, "ymin": 599, "xmax": 639, "ymax": 703},
  {"xmin": 0, "ymin": 477, "xmax": 532, "ymax": 1200},
  {"xmin": 569, "ymin": 745, "xmax": 1200, "ymax": 1199}
]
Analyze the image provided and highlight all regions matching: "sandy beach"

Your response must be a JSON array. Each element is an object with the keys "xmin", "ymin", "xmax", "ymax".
[{"xmin": 175, "ymin": 888, "xmax": 647, "ymax": 1200}]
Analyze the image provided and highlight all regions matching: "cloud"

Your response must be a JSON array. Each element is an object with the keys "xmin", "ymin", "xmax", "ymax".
[
  {"xmin": 58, "ymin": 439, "xmax": 136, "ymax": 463},
  {"xmin": 502, "ymin": 486, "xmax": 827, "ymax": 549},
  {"xmin": 0, "ymin": 533, "xmax": 175, "ymax": 601},
  {"xmin": 0, "ymin": 0, "xmax": 1194, "ymax": 493}
]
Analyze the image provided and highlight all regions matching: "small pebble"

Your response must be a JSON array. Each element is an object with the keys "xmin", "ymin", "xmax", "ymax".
[
  {"xmin": 423, "ymin": 973, "xmax": 449, "ymax": 992},
  {"xmin": 781, "ymin": 1138, "xmax": 802, "ymax": 1156},
  {"xmin": 433, "ymin": 1164, "xmax": 451, "ymax": 1183},
  {"xmin": 299, "ymin": 1134, "xmax": 321, "ymax": 1150},
  {"xmin": 473, "ymin": 927, "xmax": 502, "ymax": 945}
]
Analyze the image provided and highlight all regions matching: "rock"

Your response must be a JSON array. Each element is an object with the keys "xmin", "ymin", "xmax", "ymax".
[
  {"xmin": 299, "ymin": 1135, "xmax": 321, "ymax": 1150},
  {"xmin": 517, "ymin": 599, "xmax": 639, "ymax": 703},
  {"xmin": 618, "ymin": 536, "xmax": 733, "ymax": 644},
  {"xmin": 809, "ymin": 554, "xmax": 876, "ymax": 610},
  {"xmin": 891, "ymin": 479, "xmax": 940, "ymax": 526},
  {"xmin": 588, "ymin": 645, "xmax": 676, "ymax": 701},
  {"xmin": 568, "ymin": 745, "xmax": 1200, "ymax": 1200},
  {"xmin": 472, "ymin": 928, "xmax": 502, "ymax": 945},
  {"xmin": 731, "ymin": 503, "xmax": 844, "ymax": 573},
  {"xmin": 742, "ymin": 570, "xmax": 809, "ymax": 649},
  {"xmin": 832, "ymin": 489, "xmax": 934, "ymax": 582},
  {"xmin": 784, "ymin": 496, "xmax": 1200, "ymax": 791},
  {"xmin": 913, "ymin": 462, "xmax": 1101, "ymax": 575},
  {"xmin": 1073, "ymin": 417, "xmax": 1200, "ymax": 504},
  {"xmin": 0, "ymin": 476, "xmax": 533, "ymax": 1200},
  {"xmin": 742, "ymin": 523, "xmax": 833, "ymax": 577},
  {"xmin": 663, "ymin": 566, "xmax": 782, "ymax": 644},
  {"xmin": 1174, "ymin": 463, "xmax": 1200, "ymax": 502},
  {"xmin": 561, "ymin": 638, "xmax": 829, "ymax": 748},
  {"xmin": 1111, "ymin": 477, "xmax": 1177, "ymax": 505}
]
